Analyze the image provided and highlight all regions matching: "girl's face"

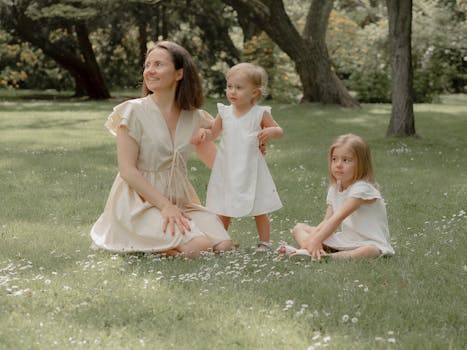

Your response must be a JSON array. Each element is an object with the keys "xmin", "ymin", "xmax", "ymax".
[
  {"xmin": 331, "ymin": 146, "xmax": 356, "ymax": 190},
  {"xmin": 225, "ymin": 71, "xmax": 259, "ymax": 110},
  {"xmin": 143, "ymin": 48, "xmax": 183, "ymax": 93}
]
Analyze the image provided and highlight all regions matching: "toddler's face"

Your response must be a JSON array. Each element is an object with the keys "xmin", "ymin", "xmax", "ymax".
[{"xmin": 225, "ymin": 72, "xmax": 258, "ymax": 108}]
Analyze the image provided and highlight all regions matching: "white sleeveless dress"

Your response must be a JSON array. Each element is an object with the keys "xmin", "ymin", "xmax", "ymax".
[{"xmin": 206, "ymin": 103, "xmax": 282, "ymax": 217}]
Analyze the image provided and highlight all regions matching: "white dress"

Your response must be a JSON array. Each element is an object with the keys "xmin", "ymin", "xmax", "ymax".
[
  {"xmin": 323, "ymin": 181, "xmax": 395, "ymax": 256},
  {"xmin": 206, "ymin": 103, "xmax": 282, "ymax": 217},
  {"xmin": 90, "ymin": 96, "xmax": 231, "ymax": 253}
]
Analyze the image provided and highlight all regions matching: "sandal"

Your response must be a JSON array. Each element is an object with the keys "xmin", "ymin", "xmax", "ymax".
[
  {"xmin": 276, "ymin": 244, "xmax": 299, "ymax": 256},
  {"xmin": 288, "ymin": 249, "xmax": 312, "ymax": 260},
  {"xmin": 255, "ymin": 241, "xmax": 273, "ymax": 253}
]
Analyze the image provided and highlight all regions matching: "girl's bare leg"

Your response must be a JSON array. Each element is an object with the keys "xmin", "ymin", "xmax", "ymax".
[
  {"xmin": 218, "ymin": 215, "xmax": 231, "ymax": 230},
  {"xmin": 292, "ymin": 223, "xmax": 317, "ymax": 248},
  {"xmin": 255, "ymin": 214, "xmax": 270, "ymax": 243},
  {"xmin": 330, "ymin": 246, "xmax": 381, "ymax": 259}
]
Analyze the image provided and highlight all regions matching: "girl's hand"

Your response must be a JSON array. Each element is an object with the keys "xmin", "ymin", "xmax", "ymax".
[
  {"xmin": 161, "ymin": 203, "xmax": 192, "ymax": 236},
  {"xmin": 191, "ymin": 128, "xmax": 208, "ymax": 145},
  {"xmin": 304, "ymin": 237, "xmax": 327, "ymax": 260}
]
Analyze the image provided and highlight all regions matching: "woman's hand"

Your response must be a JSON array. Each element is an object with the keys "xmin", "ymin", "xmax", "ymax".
[
  {"xmin": 257, "ymin": 127, "xmax": 277, "ymax": 145},
  {"xmin": 161, "ymin": 202, "xmax": 192, "ymax": 236}
]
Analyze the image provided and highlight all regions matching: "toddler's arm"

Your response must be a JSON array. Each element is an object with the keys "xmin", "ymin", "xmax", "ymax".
[
  {"xmin": 258, "ymin": 111, "xmax": 283, "ymax": 145},
  {"xmin": 303, "ymin": 197, "xmax": 363, "ymax": 258}
]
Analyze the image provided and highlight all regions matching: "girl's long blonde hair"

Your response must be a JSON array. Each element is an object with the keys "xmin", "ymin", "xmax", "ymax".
[{"xmin": 328, "ymin": 134, "xmax": 378, "ymax": 188}]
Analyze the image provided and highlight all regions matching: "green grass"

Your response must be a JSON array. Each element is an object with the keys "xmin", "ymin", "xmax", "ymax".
[{"xmin": 0, "ymin": 91, "xmax": 466, "ymax": 349}]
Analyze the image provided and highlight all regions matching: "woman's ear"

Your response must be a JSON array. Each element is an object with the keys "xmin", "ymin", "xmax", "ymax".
[{"xmin": 176, "ymin": 68, "xmax": 184, "ymax": 81}]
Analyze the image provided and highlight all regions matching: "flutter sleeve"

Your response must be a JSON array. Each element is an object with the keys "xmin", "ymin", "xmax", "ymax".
[
  {"xmin": 216, "ymin": 103, "xmax": 229, "ymax": 120},
  {"xmin": 197, "ymin": 109, "xmax": 215, "ymax": 129},
  {"xmin": 258, "ymin": 105, "xmax": 272, "ymax": 115},
  {"xmin": 348, "ymin": 181, "xmax": 382, "ymax": 201},
  {"xmin": 104, "ymin": 100, "xmax": 143, "ymax": 144}
]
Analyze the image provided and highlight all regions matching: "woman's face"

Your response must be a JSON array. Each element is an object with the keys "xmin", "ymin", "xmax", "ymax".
[{"xmin": 143, "ymin": 48, "xmax": 183, "ymax": 93}]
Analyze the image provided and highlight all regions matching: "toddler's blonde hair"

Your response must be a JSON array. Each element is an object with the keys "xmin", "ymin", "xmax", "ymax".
[
  {"xmin": 227, "ymin": 62, "xmax": 268, "ymax": 102},
  {"xmin": 328, "ymin": 134, "xmax": 377, "ymax": 188}
]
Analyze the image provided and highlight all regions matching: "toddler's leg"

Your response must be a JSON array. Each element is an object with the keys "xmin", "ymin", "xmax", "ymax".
[
  {"xmin": 292, "ymin": 223, "xmax": 316, "ymax": 248},
  {"xmin": 218, "ymin": 215, "xmax": 231, "ymax": 230},
  {"xmin": 255, "ymin": 214, "xmax": 270, "ymax": 243}
]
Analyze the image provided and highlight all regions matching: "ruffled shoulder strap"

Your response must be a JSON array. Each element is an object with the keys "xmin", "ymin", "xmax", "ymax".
[
  {"xmin": 254, "ymin": 105, "xmax": 272, "ymax": 125},
  {"xmin": 217, "ymin": 103, "xmax": 230, "ymax": 119},
  {"xmin": 256, "ymin": 105, "xmax": 272, "ymax": 116},
  {"xmin": 348, "ymin": 181, "xmax": 382, "ymax": 200},
  {"xmin": 104, "ymin": 98, "xmax": 143, "ymax": 144}
]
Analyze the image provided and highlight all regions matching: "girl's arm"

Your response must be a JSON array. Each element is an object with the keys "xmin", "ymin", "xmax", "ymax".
[
  {"xmin": 117, "ymin": 127, "xmax": 191, "ymax": 235},
  {"xmin": 303, "ymin": 197, "xmax": 364, "ymax": 258},
  {"xmin": 258, "ymin": 111, "xmax": 283, "ymax": 144},
  {"xmin": 191, "ymin": 115, "xmax": 222, "ymax": 145}
]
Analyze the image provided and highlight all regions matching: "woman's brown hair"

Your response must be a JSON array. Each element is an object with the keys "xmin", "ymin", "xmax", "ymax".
[{"xmin": 141, "ymin": 41, "xmax": 204, "ymax": 110}]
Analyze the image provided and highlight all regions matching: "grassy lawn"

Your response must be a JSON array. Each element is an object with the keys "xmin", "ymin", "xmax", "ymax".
[{"xmin": 0, "ymin": 91, "xmax": 465, "ymax": 349}]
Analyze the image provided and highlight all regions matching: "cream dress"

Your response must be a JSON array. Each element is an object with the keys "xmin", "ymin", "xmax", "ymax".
[
  {"xmin": 90, "ymin": 96, "xmax": 230, "ymax": 253},
  {"xmin": 323, "ymin": 181, "xmax": 395, "ymax": 256},
  {"xmin": 206, "ymin": 103, "xmax": 282, "ymax": 217}
]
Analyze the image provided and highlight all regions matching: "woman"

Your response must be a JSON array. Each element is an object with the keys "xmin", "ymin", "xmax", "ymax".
[{"xmin": 90, "ymin": 41, "xmax": 233, "ymax": 257}]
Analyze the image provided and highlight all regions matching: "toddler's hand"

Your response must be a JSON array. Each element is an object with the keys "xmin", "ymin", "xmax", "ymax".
[{"xmin": 191, "ymin": 128, "xmax": 208, "ymax": 145}]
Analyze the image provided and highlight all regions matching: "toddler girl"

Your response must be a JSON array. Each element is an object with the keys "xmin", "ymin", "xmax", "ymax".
[
  {"xmin": 191, "ymin": 63, "xmax": 283, "ymax": 252},
  {"xmin": 281, "ymin": 134, "xmax": 395, "ymax": 259}
]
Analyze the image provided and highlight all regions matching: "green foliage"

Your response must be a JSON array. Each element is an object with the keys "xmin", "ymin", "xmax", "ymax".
[
  {"xmin": 0, "ymin": 0, "xmax": 464, "ymax": 102},
  {"xmin": 242, "ymin": 32, "xmax": 302, "ymax": 102},
  {"xmin": 0, "ymin": 93, "xmax": 466, "ymax": 349},
  {"xmin": 90, "ymin": 28, "xmax": 142, "ymax": 90},
  {"xmin": 327, "ymin": 1, "xmax": 466, "ymax": 102},
  {"xmin": 0, "ymin": 31, "xmax": 73, "ymax": 90},
  {"xmin": 411, "ymin": 1, "xmax": 467, "ymax": 101}
]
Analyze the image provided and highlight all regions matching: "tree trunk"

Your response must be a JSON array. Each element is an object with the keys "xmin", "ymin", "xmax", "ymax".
[
  {"xmin": 386, "ymin": 0, "xmax": 416, "ymax": 136},
  {"xmin": 75, "ymin": 23, "xmax": 111, "ymax": 99},
  {"xmin": 223, "ymin": 0, "xmax": 358, "ymax": 106}
]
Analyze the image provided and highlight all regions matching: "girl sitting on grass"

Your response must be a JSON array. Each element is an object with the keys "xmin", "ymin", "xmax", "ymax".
[
  {"xmin": 191, "ymin": 62, "xmax": 283, "ymax": 252},
  {"xmin": 279, "ymin": 134, "xmax": 395, "ymax": 260}
]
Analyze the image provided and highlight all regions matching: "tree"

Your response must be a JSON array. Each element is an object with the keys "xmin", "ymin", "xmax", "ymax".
[
  {"xmin": 386, "ymin": 0, "xmax": 415, "ymax": 136},
  {"xmin": 222, "ymin": 0, "xmax": 359, "ymax": 106},
  {"xmin": 0, "ymin": 0, "xmax": 110, "ymax": 99}
]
